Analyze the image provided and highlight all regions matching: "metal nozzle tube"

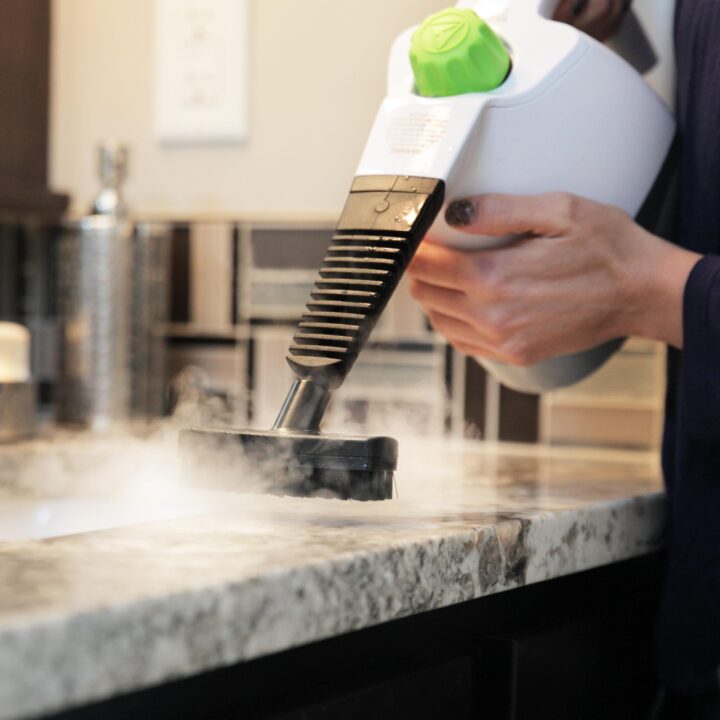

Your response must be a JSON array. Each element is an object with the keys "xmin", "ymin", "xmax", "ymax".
[{"xmin": 272, "ymin": 379, "xmax": 332, "ymax": 432}]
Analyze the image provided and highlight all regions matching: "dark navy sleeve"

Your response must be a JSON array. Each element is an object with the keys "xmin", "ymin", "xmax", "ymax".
[
  {"xmin": 682, "ymin": 255, "xmax": 720, "ymax": 441},
  {"xmin": 657, "ymin": 0, "xmax": 720, "ymax": 694},
  {"xmin": 659, "ymin": 253, "xmax": 720, "ymax": 693}
]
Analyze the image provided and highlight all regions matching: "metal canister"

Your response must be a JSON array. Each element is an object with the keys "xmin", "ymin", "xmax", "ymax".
[
  {"xmin": 56, "ymin": 143, "xmax": 169, "ymax": 430},
  {"xmin": 56, "ymin": 214, "xmax": 133, "ymax": 430}
]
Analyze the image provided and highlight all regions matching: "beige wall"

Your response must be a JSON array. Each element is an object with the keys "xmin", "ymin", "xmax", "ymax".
[
  {"xmin": 50, "ymin": 0, "xmax": 676, "ymax": 219},
  {"xmin": 50, "ymin": 0, "xmax": 447, "ymax": 218}
]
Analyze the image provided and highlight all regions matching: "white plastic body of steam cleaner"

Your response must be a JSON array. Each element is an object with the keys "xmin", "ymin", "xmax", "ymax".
[{"xmin": 355, "ymin": 0, "xmax": 676, "ymax": 393}]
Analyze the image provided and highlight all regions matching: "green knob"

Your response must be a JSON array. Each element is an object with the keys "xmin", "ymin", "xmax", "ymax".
[{"xmin": 410, "ymin": 8, "xmax": 511, "ymax": 97}]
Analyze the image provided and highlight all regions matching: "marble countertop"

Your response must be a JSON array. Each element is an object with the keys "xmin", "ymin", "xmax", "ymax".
[{"xmin": 0, "ymin": 436, "xmax": 664, "ymax": 720}]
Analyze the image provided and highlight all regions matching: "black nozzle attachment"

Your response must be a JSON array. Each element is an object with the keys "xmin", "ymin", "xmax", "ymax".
[{"xmin": 275, "ymin": 175, "xmax": 445, "ymax": 432}]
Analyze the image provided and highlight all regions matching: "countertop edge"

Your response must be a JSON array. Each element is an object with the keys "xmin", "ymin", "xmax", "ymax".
[{"xmin": 0, "ymin": 491, "xmax": 666, "ymax": 720}]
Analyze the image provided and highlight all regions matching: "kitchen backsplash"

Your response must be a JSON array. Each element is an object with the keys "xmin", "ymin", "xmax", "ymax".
[{"xmin": 0, "ymin": 218, "xmax": 665, "ymax": 448}]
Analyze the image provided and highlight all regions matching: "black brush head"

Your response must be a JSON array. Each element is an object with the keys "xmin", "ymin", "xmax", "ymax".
[{"xmin": 180, "ymin": 428, "xmax": 397, "ymax": 501}]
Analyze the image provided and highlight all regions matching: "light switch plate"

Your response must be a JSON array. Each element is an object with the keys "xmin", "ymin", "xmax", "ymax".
[{"xmin": 154, "ymin": 0, "xmax": 249, "ymax": 143}]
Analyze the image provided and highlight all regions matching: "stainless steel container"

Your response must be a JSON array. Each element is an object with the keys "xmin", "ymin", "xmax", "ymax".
[{"xmin": 56, "ymin": 214, "xmax": 133, "ymax": 430}]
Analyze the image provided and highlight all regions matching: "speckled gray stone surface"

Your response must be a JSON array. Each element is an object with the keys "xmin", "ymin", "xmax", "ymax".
[{"xmin": 0, "ymin": 438, "xmax": 664, "ymax": 720}]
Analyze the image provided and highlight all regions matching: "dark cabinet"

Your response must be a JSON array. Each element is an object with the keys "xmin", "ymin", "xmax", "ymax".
[{"xmin": 270, "ymin": 658, "xmax": 474, "ymax": 720}]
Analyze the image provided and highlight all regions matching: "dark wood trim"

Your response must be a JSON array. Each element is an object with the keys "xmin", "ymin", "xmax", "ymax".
[
  {"xmin": 0, "ymin": 180, "xmax": 68, "ymax": 222},
  {"xmin": 0, "ymin": 0, "xmax": 69, "ymax": 220}
]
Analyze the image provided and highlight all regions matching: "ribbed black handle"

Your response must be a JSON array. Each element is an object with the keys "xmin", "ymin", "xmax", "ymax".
[{"xmin": 286, "ymin": 175, "xmax": 445, "ymax": 390}]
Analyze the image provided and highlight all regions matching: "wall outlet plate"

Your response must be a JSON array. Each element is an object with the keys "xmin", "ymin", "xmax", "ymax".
[{"xmin": 154, "ymin": 0, "xmax": 249, "ymax": 143}]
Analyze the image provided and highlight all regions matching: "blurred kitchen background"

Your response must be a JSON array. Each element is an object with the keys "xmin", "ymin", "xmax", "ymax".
[{"xmin": 0, "ymin": 0, "xmax": 675, "ymax": 447}]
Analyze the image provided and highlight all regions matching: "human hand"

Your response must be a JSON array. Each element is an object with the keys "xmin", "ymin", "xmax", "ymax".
[
  {"xmin": 407, "ymin": 193, "xmax": 701, "ymax": 366},
  {"xmin": 553, "ymin": 0, "xmax": 630, "ymax": 42}
]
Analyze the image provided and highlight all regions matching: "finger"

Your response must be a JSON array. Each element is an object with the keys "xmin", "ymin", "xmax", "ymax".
[
  {"xmin": 423, "ymin": 302, "xmax": 505, "ymax": 349},
  {"xmin": 426, "ymin": 309, "xmax": 481, "ymax": 344},
  {"xmin": 445, "ymin": 193, "xmax": 575, "ymax": 237},
  {"xmin": 577, "ymin": 0, "xmax": 612, "ymax": 25},
  {"xmin": 574, "ymin": 0, "xmax": 626, "ymax": 40},
  {"xmin": 452, "ymin": 341, "xmax": 510, "ymax": 362},
  {"xmin": 553, "ymin": 0, "xmax": 579, "ymax": 23},
  {"xmin": 408, "ymin": 278, "xmax": 471, "ymax": 321},
  {"xmin": 426, "ymin": 310, "xmax": 511, "ymax": 362},
  {"xmin": 584, "ymin": 0, "xmax": 626, "ymax": 40},
  {"xmin": 408, "ymin": 243, "xmax": 477, "ymax": 290}
]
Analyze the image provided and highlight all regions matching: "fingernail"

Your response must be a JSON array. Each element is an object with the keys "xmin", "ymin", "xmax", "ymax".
[{"xmin": 445, "ymin": 199, "xmax": 476, "ymax": 227}]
